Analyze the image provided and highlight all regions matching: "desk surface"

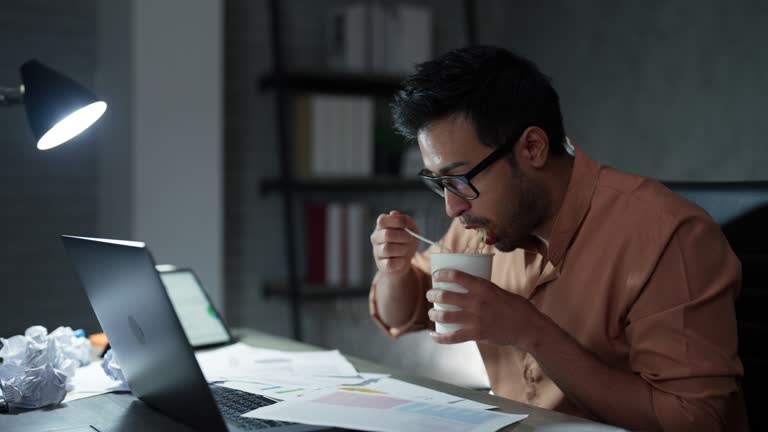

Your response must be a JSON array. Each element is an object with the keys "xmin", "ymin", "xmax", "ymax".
[{"xmin": 0, "ymin": 329, "xmax": 620, "ymax": 432}]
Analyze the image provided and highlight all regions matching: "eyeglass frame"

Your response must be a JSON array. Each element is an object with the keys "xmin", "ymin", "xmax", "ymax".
[{"xmin": 417, "ymin": 130, "xmax": 524, "ymax": 200}]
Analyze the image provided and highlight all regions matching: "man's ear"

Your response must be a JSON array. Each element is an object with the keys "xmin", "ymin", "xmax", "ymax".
[{"xmin": 517, "ymin": 126, "xmax": 549, "ymax": 169}]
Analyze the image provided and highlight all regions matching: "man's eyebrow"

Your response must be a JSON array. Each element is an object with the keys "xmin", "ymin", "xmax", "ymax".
[{"xmin": 436, "ymin": 161, "xmax": 469, "ymax": 175}]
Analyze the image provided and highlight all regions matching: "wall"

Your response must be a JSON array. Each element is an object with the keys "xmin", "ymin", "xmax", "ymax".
[
  {"xmin": 98, "ymin": 0, "xmax": 225, "ymax": 311},
  {"xmin": 131, "ymin": 0, "xmax": 224, "ymax": 311},
  {"xmin": 0, "ymin": 0, "xmax": 102, "ymax": 335},
  {"xmin": 1, "ymin": 0, "xmax": 224, "ymax": 336},
  {"xmin": 480, "ymin": 0, "xmax": 768, "ymax": 180}
]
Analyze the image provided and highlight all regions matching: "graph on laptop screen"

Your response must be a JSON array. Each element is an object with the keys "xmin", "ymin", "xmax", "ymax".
[{"xmin": 160, "ymin": 270, "xmax": 231, "ymax": 347}]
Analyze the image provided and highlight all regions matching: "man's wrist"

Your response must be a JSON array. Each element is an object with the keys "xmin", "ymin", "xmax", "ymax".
[{"xmin": 519, "ymin": 311, "xmax": 560, "ymax": 355}]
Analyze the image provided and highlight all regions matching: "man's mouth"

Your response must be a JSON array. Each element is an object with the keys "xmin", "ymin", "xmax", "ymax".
[
  {"xmin": 484, "ymin": 231, "xmax": 496, "ymax": 245},
  {"xmin": 463, "ymin": 225, "xmax": 497, "ymax": 245}
]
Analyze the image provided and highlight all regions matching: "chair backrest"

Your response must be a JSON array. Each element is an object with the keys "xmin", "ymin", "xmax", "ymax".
[{"xmin": 665, "ymin": 181, "xmax": 768, "ymax": 431}]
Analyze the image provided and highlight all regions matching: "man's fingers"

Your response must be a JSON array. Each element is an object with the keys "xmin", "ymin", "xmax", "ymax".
[
  {"xmin": 425, "ymin": 289, "xmax": 467, "ymax": 306},
  {"xmin": 376, "ymin": 213, "xmax": 408, "ymax": 229},
  {"xmin": 427, "ymin": 308, "xmax": 469, "ymax": 324},
  {"xmin": 429, "ymin": 327, "xmax": 474, "ymax": 345},
  {"xmin": 370, "ymin": 227, "xmax": 413, "ymax": 245},
  {"xmin": 375, "ymin": 242, "xmax": 412, "ymax": 259},
  {"xmin": 432, "ymin": 269, "xmax": 485, "ymax": 292},
  {"xmin": 378, "ymin": 257, "xmax": 408, "ymax": 273},
  {"xmin": 376, "ymin": 212, "xmax": 418, "ymax": 231}
]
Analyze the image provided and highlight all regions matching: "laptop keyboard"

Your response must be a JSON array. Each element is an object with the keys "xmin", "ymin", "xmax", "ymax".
[{"xmin": 209, "ymin": 384, "xmax": 296, "ymax": 430}]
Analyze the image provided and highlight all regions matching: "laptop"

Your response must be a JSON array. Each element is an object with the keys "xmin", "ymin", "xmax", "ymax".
[{"xmin": 61, "ymin": 235, "xmax": 323, "ymax": 432}]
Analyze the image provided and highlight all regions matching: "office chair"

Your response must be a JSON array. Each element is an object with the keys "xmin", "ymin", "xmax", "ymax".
[{"xmin": 665, "ymin": 181, "xmax": 768, "ymax": 431}]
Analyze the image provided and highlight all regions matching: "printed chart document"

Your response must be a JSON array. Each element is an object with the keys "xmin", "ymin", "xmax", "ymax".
[
  {"xmin": 218, "ymin": 373, "xmax": 495, "ymax": 410},
  {"xmin": 195, "ymin": 342, "xmax": 358, "ymax": 381},
  {"xmin": 216, "ymin": 373, "xmax": 392, "ymax": 402},
  {"xmin": 244, "ymin": 389, "xmax": 527, "ymax": 432}
]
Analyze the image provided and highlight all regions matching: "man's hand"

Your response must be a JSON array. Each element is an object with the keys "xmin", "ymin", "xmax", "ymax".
[
  {"xmin": 426, "ymin": 268, "xmax": 545, "ymax": 348},
  {"xmin": 370, "ymin": 210, "xmax": 420, "ymax": 277}
]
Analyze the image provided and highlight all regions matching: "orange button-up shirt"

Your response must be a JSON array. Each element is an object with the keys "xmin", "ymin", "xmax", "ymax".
[{"xmin": 370, "ymin": 146, "xmax": 748, "ymax": 430}]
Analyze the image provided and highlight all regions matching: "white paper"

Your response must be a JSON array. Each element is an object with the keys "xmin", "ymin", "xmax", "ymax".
[
  {"xmin": 63, "ymin": 361, "xmax": 129, "ymax": 403},
  {"xmin": 342, "ymin": 376, "xmax": 496, "ymax": 411},
  {"xmin": 217, "ymin": 373, "xmax": 391, "ymax": 401},
  {"xmin": 244, "ymin": 390, "xmax": 527, "ymax": 432},
  {"xmin": 218, "ymin": 372, "xmax": 495, "ymax": 411},
  {"xmin": 195, "ymin": 342, "xmax": 358, "ymax": 381}
]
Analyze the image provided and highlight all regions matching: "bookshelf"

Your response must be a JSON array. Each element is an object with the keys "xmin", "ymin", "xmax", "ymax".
[{"xmin": 261, "ymin": 0, "xmax": 476, "ymax": 341}]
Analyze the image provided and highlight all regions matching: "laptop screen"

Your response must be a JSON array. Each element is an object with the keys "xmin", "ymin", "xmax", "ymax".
[{"xmin": 159, "ymin": 269, "xmax": 232, "ymax": 348}]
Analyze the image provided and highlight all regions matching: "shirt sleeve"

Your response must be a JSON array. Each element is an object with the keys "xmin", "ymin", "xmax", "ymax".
[
  {"xmin": 369, "ymin": 219, "xmax": 468, "ymax": 337},
  {"xmin": 626, "ymin": 215, "xmax": 744, "ymax": 431}
]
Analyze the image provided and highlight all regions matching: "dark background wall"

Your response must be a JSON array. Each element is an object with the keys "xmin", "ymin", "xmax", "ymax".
[
  {"xmin": 0, "ymin": 0, "xmax": 101, "ymax": 335},
  {"xmin": 2, "ymin": 0, "xmax": 767, "ymax": 385},
  {"xmin": 486, "ymin": 0, "xmax": 768, "ymax": 181}
]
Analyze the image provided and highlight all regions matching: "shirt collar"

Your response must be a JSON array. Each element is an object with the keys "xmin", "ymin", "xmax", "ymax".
[{"xmin": 544, "ymin": 143, "xmax": 600, "ymax": 267}]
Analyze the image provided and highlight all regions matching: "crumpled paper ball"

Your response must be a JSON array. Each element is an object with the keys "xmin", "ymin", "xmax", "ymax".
[
  {"xmin": 0, "ymin": 325, "xmax": 92, "ymax": 409},
  {"xmin": 100, "ymin": 348, "xmax": 125, "ymax": 384}
]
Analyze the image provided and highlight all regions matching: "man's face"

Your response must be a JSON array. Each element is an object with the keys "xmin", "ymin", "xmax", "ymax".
[{"xmin": 417, "ymin": 115, "xmax": 547, "ymax": 252}]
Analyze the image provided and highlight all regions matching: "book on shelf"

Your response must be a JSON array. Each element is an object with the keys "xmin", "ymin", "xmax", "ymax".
[
  {"xmin": 325, "ymin": 2, "xmax": 433, "ymax": 75},
  {"xmin": 304, "ymin": 201, "xmax": 372, "ymax": 288},
  {"xmin": 295, "ymin": 94, "xmax": 374, "ymax": 178},
  {"xmin": 304, "ymin": 202, "xmax": 327, "ymax": 284}
]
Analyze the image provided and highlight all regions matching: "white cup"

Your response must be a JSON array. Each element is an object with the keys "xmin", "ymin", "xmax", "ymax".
[{"xmin": 430, "ymin": 253, "xmax": 494, "ymax": 334}]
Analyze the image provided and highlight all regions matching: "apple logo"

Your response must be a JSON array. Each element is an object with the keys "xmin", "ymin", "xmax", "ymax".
[{"xmin": 128, "ymin": 315, "xmax": 146, "ymax": 344}]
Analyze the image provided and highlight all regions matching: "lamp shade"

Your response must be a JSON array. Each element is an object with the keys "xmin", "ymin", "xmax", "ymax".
[{"xmin": 20, "ymin": 59, "xmax": 107, "ymax": 150}]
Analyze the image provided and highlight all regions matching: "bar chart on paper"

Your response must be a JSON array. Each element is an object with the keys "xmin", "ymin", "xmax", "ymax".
[{"xmin": 244, "ymin": 390, "xmax": 528, "ymax": 432}]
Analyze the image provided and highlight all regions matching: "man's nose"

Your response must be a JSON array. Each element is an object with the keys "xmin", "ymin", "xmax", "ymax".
[{"xmin": 444, "ymin": 190, "xmax": 470, "ymax": 218}]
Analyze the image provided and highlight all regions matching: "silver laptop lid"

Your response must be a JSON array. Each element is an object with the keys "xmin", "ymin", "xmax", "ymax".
[{"xmin": 61, "ymin": 235, "xmax": 227, "ymax": 431}]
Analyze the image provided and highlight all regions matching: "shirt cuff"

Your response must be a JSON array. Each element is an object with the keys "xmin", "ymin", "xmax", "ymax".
[{"xmin": 369, "ymin": 266, "xmax": 431, "ymax": 338}]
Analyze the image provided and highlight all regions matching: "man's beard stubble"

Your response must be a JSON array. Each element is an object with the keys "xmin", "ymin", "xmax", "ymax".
[{"xmin": 493, "ymin": 174, "xmax": 547, "ymax": 252}]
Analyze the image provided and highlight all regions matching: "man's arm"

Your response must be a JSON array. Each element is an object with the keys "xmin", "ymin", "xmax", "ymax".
[
  {"xmin": 526, "ymin": 315, "xmax": 662, "ymax": 430},
  {"xmin": 428, "ymin": 217, "xmax": 743, "ymax": 431},
  {"xmin": 369, "ymin": 210, "xmax": 430, "ymax": 333},
  {"xmin": 427, "ymin": 272, "xmax": 663, "ymax": 430},
  {"xmin": 372, "ymin": 268, "xmax": 422, "ymax": 328}
]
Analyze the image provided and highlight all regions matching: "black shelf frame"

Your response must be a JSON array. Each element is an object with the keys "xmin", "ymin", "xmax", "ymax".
[
  {"xmin": 263, "ymin": 283, "xmax": 370, "ymax": 301},
  {"xmin": 260, "ymin": 71, "xmax": 403, "ymax": 97},
  {"xmin": 260, "ymin": 177, "xmax": 424, "ymax": 195}
]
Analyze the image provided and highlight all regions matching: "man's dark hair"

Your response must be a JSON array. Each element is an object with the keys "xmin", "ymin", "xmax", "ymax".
[{"xmin": 391, "ymin": 45, "xmax": 566, "ymax": 156}]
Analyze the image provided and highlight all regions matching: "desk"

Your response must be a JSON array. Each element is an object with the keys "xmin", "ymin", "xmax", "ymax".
[{"xmin": 0, "ymin": 329, "xmax": 619, "ymax": 431}]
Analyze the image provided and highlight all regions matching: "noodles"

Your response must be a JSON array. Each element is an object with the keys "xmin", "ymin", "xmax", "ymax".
[{"xmin": 462, "ymin": 227, "xmax": 489, "ymax": 254}]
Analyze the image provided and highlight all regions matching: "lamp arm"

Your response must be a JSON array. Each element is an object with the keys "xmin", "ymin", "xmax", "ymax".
[{"xmin": 0, "ymin": 84, "xmax": 24, "ymax": 106}]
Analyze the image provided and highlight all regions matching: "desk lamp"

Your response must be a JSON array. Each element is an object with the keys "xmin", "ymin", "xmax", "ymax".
[{"xmin": 0, "ymin": 59, "xmax": 107, "ymax": 149}]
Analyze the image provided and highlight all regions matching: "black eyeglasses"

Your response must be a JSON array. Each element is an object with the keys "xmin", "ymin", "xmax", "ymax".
[{"xmin": 418, "ymin": 133, "xmax": 521, "ymax": 200}]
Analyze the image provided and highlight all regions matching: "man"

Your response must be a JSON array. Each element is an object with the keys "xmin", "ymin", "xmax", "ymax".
[{"xmin": 368, "ymin": 46, "xmax": 747, "ymax": 431}]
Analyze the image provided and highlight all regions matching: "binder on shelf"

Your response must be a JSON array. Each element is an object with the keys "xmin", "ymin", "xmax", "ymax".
[
  {"xmin": 325, "ymin": 2, "xmax": 433, "ymax": 75},
  {"xmin": 303, "ymin": 201, "xmax": 371, "ymax": 288},
  {"xmin": 389, "ymin": 4, "xmax": 433, "ymax": 74},
  {"xmin": 307, "ymin": 95, "xmax": 374, "ymax": 177},
  {"xmin": 293, "ymin": 95, "xmax": 312, "ymax": 178},
  {"xmin": 325, "ymin": 202, "xmax": 345, "ymax": 286},
  {"xmin": 346, "ymin": 203, "xmax": 367, "ymax": 286},
  {"xmin": 304, "ymin": 202, "xmax": 327, "ymax": 284},
  {"xmin": 326, "ymin": 3, "xmax": 368, "ymax": 72}
]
